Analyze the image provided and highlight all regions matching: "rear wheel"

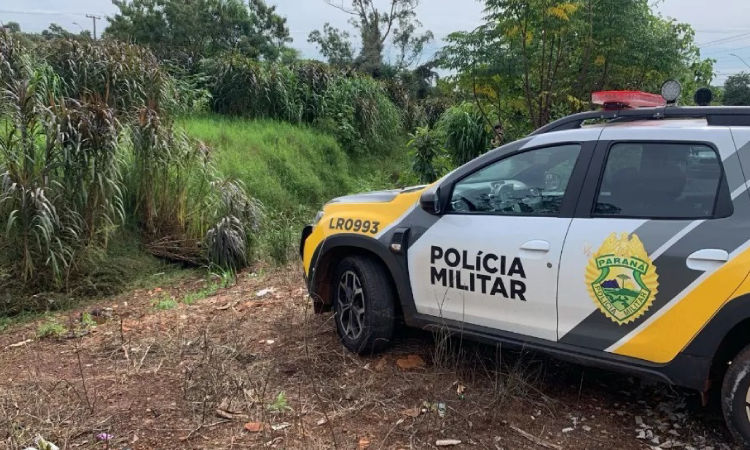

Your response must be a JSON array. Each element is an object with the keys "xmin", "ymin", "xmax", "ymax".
[
  {"xmin": 721, "ymin": 344, "xmax": 750, "ymax": 447},
  {"xmin": 332, "ymin": 256, "xmax": 395, "ymax": 355}
]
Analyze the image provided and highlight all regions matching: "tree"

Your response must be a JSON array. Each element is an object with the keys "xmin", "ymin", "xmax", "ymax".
[
  {"xmin": 309, "ymin": 0, "xmax": 433, "ymax": 76},
  {"xmin": 41, "ymin": 23, "xmax": 92, "ymax": 41},
  {"xmin": 105, "ymin": 0, "xmax": 291, "ymax": 65},
  {"xmin": 723, "ymin": 72, "xmax": 750, "ymax": 106},
  {"xmin": 2, "ymin": 22, "xmax": 21, "ymax": 33},
  {"xmin": 307, "ymin": 23, "xmax": 355, "ymax": 68},
  {"xmin": 438, "ymin": 0, "xmax": 713, "ymax": 131}
]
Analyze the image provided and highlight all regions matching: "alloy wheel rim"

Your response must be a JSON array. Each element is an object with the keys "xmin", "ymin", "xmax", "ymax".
[{"xmin": 337, "ymin": 270, "xmax": 365, "ymax": 340}]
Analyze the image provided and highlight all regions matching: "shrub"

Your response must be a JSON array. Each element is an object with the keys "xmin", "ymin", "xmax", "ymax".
[
  {"xmin": 264, "ymin": 211, "xmax": 297, "ymax": 266},
  {"xmin": 408, "ymin": 126, "xmax": 447, "ymax": 184},
  {"xmin": 421, "ymin": 97, "xmax": 451, "ymax": 128},
  {"xmin": 319, "ymin": 76, "xmax": 402, "ymax": 156},
  {"xmin": 438, "ymin": 102, "xmax": 491, "ymax": 166}
]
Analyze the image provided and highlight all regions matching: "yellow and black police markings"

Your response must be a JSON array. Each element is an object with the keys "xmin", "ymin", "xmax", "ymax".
[
  {"xmin": 328, "ymin": 217, "xmax": 381, "ymax": 235},
  {"xmin": 429, "ymin": 246, "xmax": 527, "ymax": 301}
]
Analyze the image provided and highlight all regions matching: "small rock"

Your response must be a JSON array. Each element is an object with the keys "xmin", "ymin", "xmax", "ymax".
[
  {"xmin": 562, "ymin": 427, "xmax": 574, "ymax": 433},
  {"xmin": 436, "ymin": 440, "xmax": 461, "ymax": 447},
  {"xmin": 271, "ymin": 423, "xmax": 291, "ymax": 431},
  {"xmin": 582, "ymin": 425, "xmax": 592, "ymax": 432},
  {"xmin": 635, "ymin": 416, "xmax": 644, "ymax": 426},
  {"xmin": 256, "ymin": 288, "xmax": 276, "ymax": 297}
]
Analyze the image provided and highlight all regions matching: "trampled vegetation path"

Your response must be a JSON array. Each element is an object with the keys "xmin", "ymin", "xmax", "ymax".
[{"xmin": 0, "ymin": 266, "xmax": 734, "ymax": 450}]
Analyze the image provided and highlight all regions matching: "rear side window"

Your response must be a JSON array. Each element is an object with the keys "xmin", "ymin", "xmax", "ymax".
[{"xmin": 594, "ymin": 142, "xmax": 722, "ymax": 219}]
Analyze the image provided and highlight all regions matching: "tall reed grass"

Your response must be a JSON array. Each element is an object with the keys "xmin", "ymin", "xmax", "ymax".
[
  {"xmin": 0, "ymin": 32, "xmax": 262, "ymax": 307},
  {"xmin": 203, "ymin": 58, "xmax": 403, "ymax": 156}
]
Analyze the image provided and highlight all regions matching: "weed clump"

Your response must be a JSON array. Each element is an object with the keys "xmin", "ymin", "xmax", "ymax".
[{"xmin": 36, "ymin": 320, "xmax": 66, "ymax": 339}]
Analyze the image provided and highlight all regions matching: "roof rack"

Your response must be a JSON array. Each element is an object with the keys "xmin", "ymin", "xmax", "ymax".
[{"xmin": 531, "ymin": 106, "xmax": 750, "ymax": 136}]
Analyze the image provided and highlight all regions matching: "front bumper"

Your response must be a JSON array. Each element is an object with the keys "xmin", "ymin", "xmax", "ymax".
[
  {"xmin": 300, "ymin": 224, "xmax": 313, "ymax": 259},
  {"xmin": 300, "ymin": 224, "xmax": 313, "ymax": 286}
]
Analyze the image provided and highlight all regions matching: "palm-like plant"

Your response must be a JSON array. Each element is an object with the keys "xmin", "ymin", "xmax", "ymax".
[
  {"xmin": 0, "ymin": 64, "xmax": 78, "ymax": 284},
  {"xmin": 439, "ymin": 102, "xmax": 492, "ymax": 166}
]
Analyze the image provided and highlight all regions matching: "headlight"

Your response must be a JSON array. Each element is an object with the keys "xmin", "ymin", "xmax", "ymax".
[{"xmin": 313, "ymin": 210, "xmax": 325, "ymax": 226}]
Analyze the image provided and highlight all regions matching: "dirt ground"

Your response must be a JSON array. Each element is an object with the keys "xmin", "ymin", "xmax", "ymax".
[{"xmin": 0, "ymin": 265, "xmax": 739, "ymax": 450}]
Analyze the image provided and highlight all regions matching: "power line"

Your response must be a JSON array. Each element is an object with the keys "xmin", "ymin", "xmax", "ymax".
[
  {"xmin": 703, "ymin": 45, "xmax": 750, "ymax": 56},
  {"xmin": 698, "ymin": 32, "xmax": 750, "ymax": 48},
  {"xmin": 695, "ymin": 28, "xmax": 750, "ymax": 33},
  {"xmin": 0, "ymin": 9, "xmax": 93, "ymax": 17}
]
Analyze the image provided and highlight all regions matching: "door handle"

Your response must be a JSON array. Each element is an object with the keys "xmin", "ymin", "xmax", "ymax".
[
  {"xmin": 520, "ymin": 240, "xmax": 550, "ymax": 252},
  {"xmin": 687, "ymin": 249, "xmax": 729, "ymax": 271}
]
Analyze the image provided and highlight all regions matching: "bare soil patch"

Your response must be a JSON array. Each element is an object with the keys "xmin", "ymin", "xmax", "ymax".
[{"xmin": 0, "ymin": 265, "xmax": 736, "ymax": 449}]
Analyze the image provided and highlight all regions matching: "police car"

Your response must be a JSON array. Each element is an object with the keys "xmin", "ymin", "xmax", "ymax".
[{"xmin": 300, "ymin": 83, "xmax": 750, "ymax": 445}]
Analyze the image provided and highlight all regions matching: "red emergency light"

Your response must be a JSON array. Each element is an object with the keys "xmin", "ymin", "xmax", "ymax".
[{"xmin": 592, "ymin": 90, "xmax": 667, "ymax": 110}]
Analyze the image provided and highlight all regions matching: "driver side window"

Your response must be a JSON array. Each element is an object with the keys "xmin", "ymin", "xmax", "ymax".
[{"xmin": 448, "ymin": 144, "xmax": 581, "ymax": 216}]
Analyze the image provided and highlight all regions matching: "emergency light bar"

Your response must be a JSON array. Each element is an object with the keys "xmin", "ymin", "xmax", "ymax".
[{"xmin": 592, "ymin": 90, "xmax": 667, "ymax": 109}]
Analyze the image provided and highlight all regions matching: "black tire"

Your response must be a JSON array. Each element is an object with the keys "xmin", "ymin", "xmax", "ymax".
[
  {"xmin": 332, "ymin": 255, "xmax": 395, "ymax": 355},
  {"xmin": 722, "ymin": 344, "xmax": 750, "ymax": 447}
]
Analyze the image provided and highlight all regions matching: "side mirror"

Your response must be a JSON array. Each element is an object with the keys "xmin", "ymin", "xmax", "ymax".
[{"xmin": 419, "ymin": 187, "xmax": 442, "ymax": 215}]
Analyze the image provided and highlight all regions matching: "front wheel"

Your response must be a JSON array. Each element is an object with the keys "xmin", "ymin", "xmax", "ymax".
[
  {"xmin": 332, "ymin": 255, "xmax": 395, "ymax": 355},
  {"xmin": 722, "ymin": 344, "xmax": 750, "ymax": 447}
]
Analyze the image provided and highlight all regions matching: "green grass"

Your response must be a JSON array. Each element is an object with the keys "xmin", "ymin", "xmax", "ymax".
[
  {"xmin": 182, "ymin": 281, "xmax": 221, "ymax": 305},
  {"xmin": 180, "ymin": 115, "xmax": 408, "ymax": 214},
  {"xmin": 180, "ymin": 115, "xmax": 408, "ymax": 263},
  {"xmin": 153, "ymin": 295, "xmax": 178, "ymax": 310}
]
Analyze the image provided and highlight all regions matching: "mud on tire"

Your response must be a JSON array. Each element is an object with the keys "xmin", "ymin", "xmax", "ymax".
[{"xmin": 332, "ymin": 255, "xmax": 395, "ymax": 355}]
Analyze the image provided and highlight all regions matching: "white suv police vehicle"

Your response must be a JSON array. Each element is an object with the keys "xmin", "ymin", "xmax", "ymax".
[{"xmin": 300, "ymin": 88, "xmax": 750, "ymax": 445}]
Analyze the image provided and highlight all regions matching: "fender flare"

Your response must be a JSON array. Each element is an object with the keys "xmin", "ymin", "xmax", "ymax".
[{"xmin": 307, "ymin": 233, "xmax": 419, "ymax": 322}]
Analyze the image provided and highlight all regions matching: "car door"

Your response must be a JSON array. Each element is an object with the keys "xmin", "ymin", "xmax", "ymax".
[
  {"xmin": 557, "ymin": 125, "xmax": 750, "ymax": 364},
  {"xmin": 407, "ymin": 132, "xmax": 596, "ymax": 342}
]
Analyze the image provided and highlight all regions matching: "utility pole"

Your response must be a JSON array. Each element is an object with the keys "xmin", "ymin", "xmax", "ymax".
[{"xmin": 86, "ymin": 14, "xmax": 102, "ymax": 40}]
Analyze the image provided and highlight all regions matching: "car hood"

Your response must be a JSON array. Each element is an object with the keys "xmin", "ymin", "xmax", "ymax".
[{"xmin": 327, "ymin": 185, "xmax": 426, "ymax": 205}]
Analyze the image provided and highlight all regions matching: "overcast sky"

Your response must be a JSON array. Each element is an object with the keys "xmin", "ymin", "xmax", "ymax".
[{"xmin": 1, "ymin": 0, "xmax": 749, "ymax": 84}]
